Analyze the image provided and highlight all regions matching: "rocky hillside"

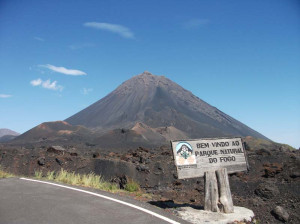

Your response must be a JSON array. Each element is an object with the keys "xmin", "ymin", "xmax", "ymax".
[{"xmin": 12, "ymin": 121, "xmax": 94, "ymax": 144}]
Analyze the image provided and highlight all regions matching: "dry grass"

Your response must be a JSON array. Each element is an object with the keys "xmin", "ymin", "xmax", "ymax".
[
  {"xmin": 2, "ymin": 166, "xmax": 146, "ymax": 199},
  {"xmin": 34, "ymin": 169, "xmax": 120, "ymax": 192},
  {"xmin": 46, "ymin": 171, "xmax": 55, "ymax": 180},
  {"xmin": 0, "ymin": 166, "xmax": 14, "ymax": 178},
  {"xmin": 34, "ymin": 170, "xmax": 43, "ymax": 179}
]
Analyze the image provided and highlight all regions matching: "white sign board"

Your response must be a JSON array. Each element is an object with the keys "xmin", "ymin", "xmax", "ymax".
[{"xmin": 171, "ymin": 137, "xmax": 248, "ymax": 179}]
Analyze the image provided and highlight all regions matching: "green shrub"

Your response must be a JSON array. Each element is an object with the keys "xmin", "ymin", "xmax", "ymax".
[
  {"xmin": 99, "ymin": 181, "xmax": 119, "ymax": 192},
  {"xmin": 125, "ymin": 179, "xmax": 140, "ymax": 192}
]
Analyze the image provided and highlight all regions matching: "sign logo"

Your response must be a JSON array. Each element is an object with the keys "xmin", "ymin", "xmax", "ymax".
[{"xmin": 175, "ymin": 142, "xmax": 196, "ymax": 165}]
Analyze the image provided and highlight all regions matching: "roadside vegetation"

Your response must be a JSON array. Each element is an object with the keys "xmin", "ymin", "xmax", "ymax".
[
  {"xmin": 34, "ymin": 169, "xmax": 141, "ymax": 194},
  {"xmin": 1, "ymin": 166, "xmax": 146, "ymax": 197},
  {"xmin": 125, "ymin": 178, "xmax": 141, "ymax": 192},
  {"xmin": 0, "ymin": 166, "xmax": 14, "ymax": 178}
]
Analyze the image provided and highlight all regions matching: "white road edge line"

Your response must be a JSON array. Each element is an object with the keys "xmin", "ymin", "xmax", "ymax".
[{"xmin": 20, "ymin": 178, "xmax": 181, "ymax": 224}]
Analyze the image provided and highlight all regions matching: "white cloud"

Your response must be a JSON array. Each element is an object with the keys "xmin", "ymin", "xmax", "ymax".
[
  {"xmin": 30, "ymin": 78, "xmax": 63, "ymax": 91},
  {"xmin": 34, "ymin": 37, "xmax": 45, "ymax": 41},
  {"xmin": 184, "ymin": 19, "xmax": 210, "ymax": 29},
  {"xmin": 81, "ymin": 88, "xmax": 93, "ymax": 95},
  {"xmin": 0, "ymin": 94, "xmax": 12, "ymax": 98},
  {"xmin": 84, "ymin": 22, "xmax": 135, "ymax": 39},
  {"xmin": 30, "ymin": 78, "xmax": 42, "ymax": 86},
  {"xmin": 42, "ymin": 80, "xmax": 63, "ymax": 91},
  {"xmin": 40, "ymin": 64, "xmax": 87, "ymax": 76}
]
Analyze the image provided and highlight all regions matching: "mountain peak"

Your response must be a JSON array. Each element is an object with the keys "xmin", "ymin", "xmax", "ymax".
[
  {"xmin": 142, "ymin": 71, "xmax": 153, "ymax": 75},
  {"xmin": 115, "ymin": 71, "xmax": 169, "ymax": 95},
  {"xmin": 135, "ymin": 71, "xmax": 163, "ymax": 80},
  {"xmin": 135, "ymin": 71, "xmax": 167, "ymax": 80}
]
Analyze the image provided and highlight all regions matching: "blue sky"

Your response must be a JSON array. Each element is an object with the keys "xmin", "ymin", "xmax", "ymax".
[{"xmin": 0, "ymin": 0, "xmax": 299, "ymax": 148}]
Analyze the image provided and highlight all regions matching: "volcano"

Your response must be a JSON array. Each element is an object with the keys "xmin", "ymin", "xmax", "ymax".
[{"xmin": 65, "ymin": 71, "xmax": 267, "ymax": 141}]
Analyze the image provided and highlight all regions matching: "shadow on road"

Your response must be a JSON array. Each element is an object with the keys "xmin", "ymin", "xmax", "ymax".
[{"xmin": 149, "ymin": 200, "xmax": 204, "ymax": 210}]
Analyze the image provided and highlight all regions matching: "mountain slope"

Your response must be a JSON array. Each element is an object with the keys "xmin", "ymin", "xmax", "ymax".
[
  {"xmin": 0, "ymin": 129, "xmax": 19, "ymax": 138},
  {"xmin": 66, "ymin": 71, "xmax": 268, "ymax": 140},
  {"xmin": 12, "ymin": 121, "xmax": 94, "ymax": 144}
]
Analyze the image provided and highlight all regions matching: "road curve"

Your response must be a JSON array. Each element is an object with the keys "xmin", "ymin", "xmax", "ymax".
[{"xmin": 0, "ymin": 178, "xmax": 186, "ymax": 224}]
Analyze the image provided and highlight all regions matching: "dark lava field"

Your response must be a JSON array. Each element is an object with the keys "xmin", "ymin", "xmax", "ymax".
[{"xmin": 1, "ymin": 143, "xmax": 299, "ymax": 223}]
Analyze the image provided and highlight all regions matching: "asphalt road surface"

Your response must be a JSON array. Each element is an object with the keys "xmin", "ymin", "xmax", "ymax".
[{"xmin": 0, "ymin": 178, "xmax": 186, "ymax": 224}]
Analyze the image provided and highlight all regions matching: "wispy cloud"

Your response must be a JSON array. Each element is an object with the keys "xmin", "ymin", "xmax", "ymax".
[
  {"xmin": 81, "ymin": 88, "xmax": 93, "ymax": 95},
  {"xmin": 30, "ymin": 78, "xmax": 63, "ymax": 91},
  {"xmin": 30, "ymin": 78, "xmax": 42, "ymax": 86},
  {"xmin": 34, "ymin": 37, "xmax": 45, "ymax": 42},
  {"xmin": 84, "ymin": 22, "xmax": 135, "ymax": 39},
  {"xmin": 69, "ymin": 43, "xmax": 95, "ymax": 50},
  {"xmin": 183, "ymin": 19, "xmax": 210, "ymax": 29},
  {"xmin": 40, "ymin": 64, "xmax": 87, "ymax": 76},
  {"xmin": 0, "ymin": 94, "xmax": 12, "ymax": 98}
]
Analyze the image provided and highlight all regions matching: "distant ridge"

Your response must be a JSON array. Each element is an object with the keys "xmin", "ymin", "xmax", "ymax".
[
  {"xmin": 0, "ymin": 128, "xmax": 19, "ymax": 138},
  {"xmin": 12, "ymin": 121, "xmax": 93, "ymax": 144},
  {"xmin": 65, "ymin": 71, "xmax": 268, "ymax": 141},
  {"xmin": 0, "ymin": 128, "xmax": 20, "ymax": 142}
]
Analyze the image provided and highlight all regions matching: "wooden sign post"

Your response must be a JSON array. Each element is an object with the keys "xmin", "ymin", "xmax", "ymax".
[{"xmin": 171, "ymin": 137, "xmax": 248, "ymax": 213}]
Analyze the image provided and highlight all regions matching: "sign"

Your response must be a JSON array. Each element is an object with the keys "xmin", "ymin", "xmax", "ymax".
[{"xmin": 171, "ymin": 137, "xmax": 248, "ymax": 179}]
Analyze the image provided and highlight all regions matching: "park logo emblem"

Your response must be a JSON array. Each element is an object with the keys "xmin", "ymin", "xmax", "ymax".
[{"xmin": 175, "ymin": 142, "xmax": 196, "ymax": 166}]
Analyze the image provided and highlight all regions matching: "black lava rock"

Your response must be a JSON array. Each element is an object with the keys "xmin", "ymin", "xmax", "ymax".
[{"xmin": 255, "ymin": 183, "xmax": 279, "ymax": 199}]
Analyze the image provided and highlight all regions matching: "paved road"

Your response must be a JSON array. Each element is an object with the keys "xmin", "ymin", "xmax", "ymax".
[{"xmin": 0, "ymin": 178, "xmax": 186, "ymax": 224}]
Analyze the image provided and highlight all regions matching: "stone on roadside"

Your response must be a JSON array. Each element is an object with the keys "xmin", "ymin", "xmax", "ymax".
[{"xmin": 271, "ymin": 206, "xmax": 289, "ymax": 222}]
